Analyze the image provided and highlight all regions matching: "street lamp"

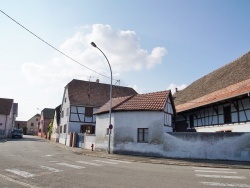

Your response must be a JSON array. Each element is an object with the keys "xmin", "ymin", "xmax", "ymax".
[{"xmin": 91, "ymin": 42, "xmax": 112, "ymax": 154}]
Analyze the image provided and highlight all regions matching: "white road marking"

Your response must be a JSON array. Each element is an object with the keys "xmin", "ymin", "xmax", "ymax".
[
  {"xmin": 106, "ymin": 159, "xmax": 131, "ymax": 164},
  {"xmin": 39, "ymin": 165, "xmax": 63, "ymax": 172},
  {"xmin": 193, "ymin": 167, "xmax": 231, "ymax": 171},
  {"xmin": 195, "ymin": 170, "xmax": 237, "ymax": 174},
  {"xmin": 0, "ymin": 173, "xmax": 40, "ymax": 188},
  {"xmin": 5, "ymin": 169, "xmax": 35, "ymax": 178},
  {"xmin": 201, "ymin": 182, "xmax": 250, "ymax": 187},
  {"xmin": 76, "ymin": 161, "xmax": 102, "ymax": 166},
  {"xmin": 56, "ymin": 163, "xmax": 85, "ymax": 169},
  {"xmin": 92, "ymin": 160, "xmax": 118, "ymax": 164},
  {"xmin": 49, "ymin": 161, "xmax": 59, "ymax": 163},
  {"xmin": 196, "ymin": 174, "xmax": 246, "ymax": 179}
]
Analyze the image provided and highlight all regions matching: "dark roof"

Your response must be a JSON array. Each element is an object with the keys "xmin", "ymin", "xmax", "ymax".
[
  {"xmin": 15, "ymin": 121, "xmax": 27, "ymax": 128},
  {"xmin": 27, "ymin": 114, "xmax": 40, "ymax": 122},
  {"xmin": 13, "ymin": 103, "xmax": 18, "ymax": 116},
  {"xmin": 174, "ymin": 51, "xmax": 250, "ymax": 110},
  {"xmin": 42, "ymin": 108, "xmax": 55, "ymax": 119},
  {"xmin": 0, "ymin": 98, "xmax": 13, "ymax": 115},
  {"xmin": 55, "ymin": 105, "xmax": 61, "ymax": 124},
  {"xmin": 96, "ymin": 90, "xmax": 172, "ymax": 114},
  {"xmin": 67, "ymin": 79, "xmax": 138, "ymax": 107}
]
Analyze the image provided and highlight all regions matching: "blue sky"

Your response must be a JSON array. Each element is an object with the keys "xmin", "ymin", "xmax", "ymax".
[{"xmin": 1, "ymin": 0, "xmax": 250, "ymax": 120}]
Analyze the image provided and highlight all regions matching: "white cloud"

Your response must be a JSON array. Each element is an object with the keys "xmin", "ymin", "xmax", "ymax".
[
  {"xmin": 19, "ymin": 24, "xmax": 167, "ymax": 120},
  {"xmin": 167, "ymin": 83, "xmax": 187, "ymax": 94},
  {"xmin": 22, "ymin": 24, "xmax": 167, "ymax": 87}
]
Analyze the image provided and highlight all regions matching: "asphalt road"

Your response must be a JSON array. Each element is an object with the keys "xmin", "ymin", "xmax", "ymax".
[{"xmin": 0, "ymin": 135, "xmax": 249, "ymax": 188}]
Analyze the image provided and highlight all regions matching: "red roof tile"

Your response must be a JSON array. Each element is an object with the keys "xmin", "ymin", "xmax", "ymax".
[
  {"xmin": 176, "ymin": 78, "xmax": 250, "ymax": 112},
  {"xmin": 96, "ymin": 90, "xmax": 171, "ymax": 114}
]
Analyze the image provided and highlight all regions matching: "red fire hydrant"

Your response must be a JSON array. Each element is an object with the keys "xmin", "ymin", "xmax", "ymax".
[{"xmin": 91, "ymin": 143, "xmax": 94, "ymax": 151}]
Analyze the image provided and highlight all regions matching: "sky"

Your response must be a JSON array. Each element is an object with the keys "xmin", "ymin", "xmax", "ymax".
[{"xmin": 1, "ymin": 0, "xmax": 250, "ymax": 121}]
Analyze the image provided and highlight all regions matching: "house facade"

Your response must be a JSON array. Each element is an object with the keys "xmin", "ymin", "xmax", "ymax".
[
  {"xmin": 174, "ymin": 51, "xmax": 250, "ymax": 132},
  {"xmin": 59, "ymin": 79, "xmax": 137, "ymax": 146},
  {"xmin": 0, "ymin": 98, "xmax": 17, "ymax": 138},
  {"xmin": 51, "ymin": 105, "xmax": 61, "ymax": 142},
  {"xmin": 38, "ymin": 108, "xmax": 54, "ymax": 138},
  {"xmin": 95, "ymin": 90, "xmax": 176, "ymax": 154},
  {"xmin": 26, "ymin": 114, "xmax": 40, "ymax": 135}
]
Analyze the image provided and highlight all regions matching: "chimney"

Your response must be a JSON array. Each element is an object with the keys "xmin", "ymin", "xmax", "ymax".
[
  {"xmin": 175, "ymin": 88, "xmax": 178, "ymax": 93},
  {"xmin": 96, "ymin": 79, "xmax": 99, "ymax": 83}
]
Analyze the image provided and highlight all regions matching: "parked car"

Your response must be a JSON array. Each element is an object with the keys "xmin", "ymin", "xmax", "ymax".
[{"xmin": 12, "ymin": 129, "xmax": 23, "ymax": 138}]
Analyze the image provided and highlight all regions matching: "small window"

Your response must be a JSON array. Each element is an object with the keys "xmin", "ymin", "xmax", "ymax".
[
  {"xmin": 223, "ymin": 106, "xmax": 231, "ymax": 123},
  {"xmin": 137, "ymin": 128, "xmax": 148, "ymax": 143},
  {"xmin": 61, "ymin": 111, "xmax": 64, "ymax": 118},
  {"xmin": 80, "ymin": 125, "xmax": 95, "ymax": 134},
  {"xmin": 64, "ymin": 125, "xmax": 67, "ymax": 133},
  {"xmin": 60, "ymin": 126, "xmax": 62, "ymax": 133},
  {"xmin": 36, "ymin": 118, "xmax": 39, "ymax": 121},
  {"xmin": 65, "ymin": 98, "xmax": 67, "ymax": 103},
  {"xmin": 85, "ymin": 107, "xmax": 93, "ymax": 117},
  {"xmin": 31, "ymin": 123, "xmax": 34, "ymax": 127}
]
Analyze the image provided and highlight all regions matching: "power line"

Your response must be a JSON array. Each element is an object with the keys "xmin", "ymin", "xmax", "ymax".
[{"xmin": 0, "ymin": 10, "xmax": 119, "ymax": 82}]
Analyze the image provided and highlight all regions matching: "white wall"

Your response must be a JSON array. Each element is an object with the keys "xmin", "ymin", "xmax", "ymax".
[
  {"xmin": 85, "ymin": 135, "xmax": 96, "ymax": 150},
  {"xmin": 195, "ymin": 122, "xmax": 250, "ymax": 132},
  {"xmin": 95, "ymin": 113, "xmax": 114, "ymax": 152},
  {"xmin": 95, "ymin": 111, "xmax": 169, "ymax": 153},
  {"xmin": 163, "ymin": 133, "xmax": 250, "ymax": 161},
  {"xmin": 0, "ymin": 106, "xmax": 13, "ymax": 137}
]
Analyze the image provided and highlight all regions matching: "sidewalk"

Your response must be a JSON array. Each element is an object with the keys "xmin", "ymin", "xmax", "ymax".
[{"xmin": 52, "ymin": 141, "xmax": 250, "ymax": 169}]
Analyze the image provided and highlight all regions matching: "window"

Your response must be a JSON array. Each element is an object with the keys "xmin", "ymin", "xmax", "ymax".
[
  {"xmin": 80, "ymin": 125, "xmax": 95, "ymax": 134},
  {"xmin": 60, "ymin": 126, "xmax": 62, "ymax": 133},
  {"xmin": 223, "ymin": 106, "xmax": 231, "ymax": 123},
  {"xmin": 64, "ymin": 124, "xmax": 67, "ymax": 133},
  {"xmin": 61, "ymin": 110, "xmax": 64, "ymax": 118},
  {"xmin": 31, "ymin": 123, "xmax": 34, "ymax": 127},
  {"xmin": 65, "ymin": 98, "xmax": 67, "ymax": 103},
  {"xmin": 85, "ymin": 107, "xmax": 93, "ymax": 117},
  {"xmin": 137, "ymin": 128, "xmax": 148, "ymax": 143},
  {"xmin": 36, "ymin": 118, "xmax": 39, "ymax": 121},
  {"xmin": 189, "ymin": 114, "xmax": 194, "ymax": 128},
  {"xmin": 66, "ymin": 107, "xmax": 69, "ymax": 116}
]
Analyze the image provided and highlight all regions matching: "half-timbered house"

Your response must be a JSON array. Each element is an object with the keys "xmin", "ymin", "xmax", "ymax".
[
  {"xmin": 174, "ymin": 51, "xmax": 250, "ymax": 132},
  {"xmin": 59, "ymin": 79, "xmax": 137, "ymax": 145}
]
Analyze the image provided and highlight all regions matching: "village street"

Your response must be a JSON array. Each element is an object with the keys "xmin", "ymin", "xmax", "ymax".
[{"xmin": 0, "ymin": 136, "xmax": 249, "ymax": 188}]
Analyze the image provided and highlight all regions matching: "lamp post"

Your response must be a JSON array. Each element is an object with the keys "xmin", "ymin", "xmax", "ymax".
[{"xmin": 91, "ymin": 42, "xmax": 112, "ymax": 154}]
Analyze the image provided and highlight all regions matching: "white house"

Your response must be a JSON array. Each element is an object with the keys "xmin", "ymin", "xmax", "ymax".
[
  {"xmin": 94, "ymin": 90, "xmax": 176, "ymax": 154},
  {"xmin": 51, "ymin": 105, "xmax": 61, "ymax": 142},
  {"xmin": 174, "ymin": 51, "xmax": 250, "ymax": 132},
  {"xmin": 0, "ymin": 98, "xmax": 17, "ymax": 138},
  {"xmin": 59, "ymin": 79, "xmax": 137, "ymax": 146},
  {"xmin": 26, "ymin": 114, "xmax": 40, "ymax": 135}
]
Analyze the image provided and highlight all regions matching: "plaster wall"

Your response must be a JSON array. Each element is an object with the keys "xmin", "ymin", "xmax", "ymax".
[
  {"xmin": 60, "ymin": 88, "xmax": 70, "ymax": 127},
  {"xmin": 95, "ymin": 111, "xmax": 167, "ymax": 154},
  {"xmin": 85, "ymin": 135, "xmax": 96, "ymax": 150},
  {"xmin": 163, "ymin": 132, "xmax": 250, "ymax": 161},
  {"xmin": 95, "ymin": 113, "xmax": 114, "ymax": 152}
]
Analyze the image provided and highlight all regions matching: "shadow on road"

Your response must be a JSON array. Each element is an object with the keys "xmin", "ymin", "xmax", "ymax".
[{"xmin": 1, "ymin": 135, "xmax": 48, "ymax": 143}]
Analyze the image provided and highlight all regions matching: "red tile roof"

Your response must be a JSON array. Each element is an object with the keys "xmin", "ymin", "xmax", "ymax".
[
  {"xmin": 174, "ymin": 51, "xmax": 250, "ymax": 106},
  {"xmin": 176, "ymin": 78, "xmax": 250, "ymax": 112},
  {"xmin": 67, "ymin": 79, "xmax": 138, "ymax": 107},
  {"xmin": 0, "ymin": 98, "xmax": 13, "ymax": 115},
  {"xmin": 96, "ymin": 90, "xmax": 171, "ymax": 114}
]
